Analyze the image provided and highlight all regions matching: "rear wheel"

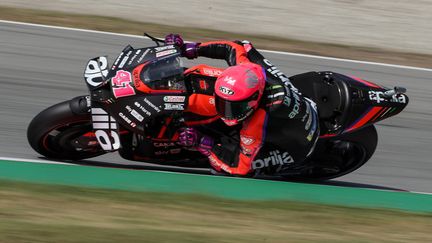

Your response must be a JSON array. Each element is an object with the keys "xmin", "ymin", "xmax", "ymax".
[
  {"xmin": 294, "ymin": 125, "xmax": 378, "ymax": 180},
  {"xmin": 27, "ymin": 96, "xmax": 105, "ymax": 160}
]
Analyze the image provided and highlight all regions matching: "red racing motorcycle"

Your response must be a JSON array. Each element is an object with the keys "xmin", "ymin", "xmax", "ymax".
[{"xmin": 27, "ymin": 36, "xmax": 408, "ymax": 180}]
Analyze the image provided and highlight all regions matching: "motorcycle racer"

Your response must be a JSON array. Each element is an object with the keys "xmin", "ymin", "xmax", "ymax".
[{"xmin": 165, "ymin": 34, "xmax": 320, "ymax": 176}]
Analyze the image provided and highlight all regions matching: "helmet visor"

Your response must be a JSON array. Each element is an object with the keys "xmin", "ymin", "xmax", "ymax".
[{"xmin": 215, "ymin": 91, "xmax": 259, "ymax": 119}]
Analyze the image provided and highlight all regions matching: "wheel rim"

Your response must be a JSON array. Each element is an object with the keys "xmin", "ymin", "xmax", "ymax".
[{"xmin": 41, "ymin": 121, "xmax": 104, "ymax": 160}]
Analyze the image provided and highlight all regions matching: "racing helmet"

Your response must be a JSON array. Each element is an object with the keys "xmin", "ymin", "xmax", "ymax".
[{"xmin": 214, "ymin": 63, "xmax": 266, "ymax": 126}]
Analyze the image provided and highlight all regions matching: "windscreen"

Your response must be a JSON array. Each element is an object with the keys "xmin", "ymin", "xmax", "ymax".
[{"xmin": 141, "ymin": 56, "xmax": 186, "ymax": 91}]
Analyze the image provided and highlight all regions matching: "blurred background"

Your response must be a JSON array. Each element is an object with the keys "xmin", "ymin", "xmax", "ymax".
[
  {"xmin": 1, "ymin": 0, "xmax": 432, "ymax": 66},
  {"xmin": 2, "ymin": 0, "xmax": 432, "ymax": 54}
]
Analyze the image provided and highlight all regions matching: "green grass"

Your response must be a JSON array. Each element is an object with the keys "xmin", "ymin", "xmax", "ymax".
[
  {"xmin": 0, "ymin": 5, "xmax": 431, "ymax": 68},
  {"xmin": 0, "ymin": 179, "xmax": 431, "ymax": 242}
]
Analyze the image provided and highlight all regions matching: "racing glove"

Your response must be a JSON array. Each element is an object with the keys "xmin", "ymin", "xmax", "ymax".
[
  {"xmin": 164, "ymin": 33, "xmax": 184, "ymax": 47},
  {"xmin": 177, "ymin": 127, "xmax": 214, "ymax": 156},
  {"xmin": 164, "ymin": 34, "xmax": 199, "ymax": 59}
]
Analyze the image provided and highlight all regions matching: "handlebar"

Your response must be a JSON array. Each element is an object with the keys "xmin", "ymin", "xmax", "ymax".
[{"xmin": 144, "ymin": 33, "xmax": 166, "ymax": 46}]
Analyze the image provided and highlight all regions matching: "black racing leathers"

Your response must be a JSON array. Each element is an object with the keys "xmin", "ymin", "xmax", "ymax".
[{"xmin": 194, "ymin": 40, "xmax": 319, "ymax": 175}]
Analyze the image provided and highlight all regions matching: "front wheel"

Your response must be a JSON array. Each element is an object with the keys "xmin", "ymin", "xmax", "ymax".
[{"xmin": 27, "ymin": 96, "xmax": 105, "ymax": 160}]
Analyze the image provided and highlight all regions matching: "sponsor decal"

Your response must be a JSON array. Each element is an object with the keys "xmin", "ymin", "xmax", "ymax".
[
  {"xmin": 263, "ymin": 59, "xmax": 291, "ymax": 84},
  {"xmin": 136, "ymin": 49, "xmax": 150, "ymax": 64},
  {"xmin": 219, "ymin": 86, "xmax": 234, "ymax": 95},
  {"xmin": 134, "ymin": 102, "xmax": 151, "ymax": 116},
  {"xmin": 119, "ymin": 112, "xmax": 136, "ymax": 128},
  {"xmin": 143, "ymin": 98, "xmax": 161, "ymax": 113},
  {"xmin": 155, "ymin": 45, "xmax": 175, "ymax": 51},
  {"xmin": 240, "ymin": 135, "xmax": 255, "ymax": 145},
  {"xmin": 153, "ymin": 142, "xmax": 176, "ymax": 147},
  {"xmin": 368, "ymin": 90, "xmax": 406, "ymax": 104},
  {"xmin": 163, "ymin": 96, "xmax": 186, "ymax": 103},
  {"xmin": 125, "ymin": 105, "xmax": 144, "ymax": 122},
  {"xmin": 263, "ymin": 59, "xmax": 302, "ymax": 97},
  {"xmin": 126, "ymin": 49, "xmax": 141, "ymax": 66},
  {"xmin": 164, "ymin": 103, "xmax": 184, "ymax": 111},
  {"xmin": 84, "ymin": 56, "xmax": 108, "ymax": 87},
  {"xmin": 224, "ymin": 76, "xmax": 236, "ymax": 85},
  {"xmin": 91, "ymin": 108, "xmax": 120, "ymax": 151},
  {"xmin": 118, "ymin": 50, "xmax": 133, "ymax": 69},
  {"xmin": 112, "ymin": 70, "xmax": 135, "ymax": 98},
  {"xmin": 111, "ymin": 51, "xmax": 124, "ymax": 70},
  {"xmin": 130, "ymin": 109, "xmax": 144, "ymax": 122},
  {"xmin": 252, "ymin": 150, "xmax": 294, "ymax": 169},
  {"xmin": 156, "ymin": 49, "xmax": 177, "ymax": 58},
  {"xmin": 155, "ymin": 150, "xmax": 169, "ymax": 156},
  {"xmin": 132, "ymin": 68, "xmax": 141, "ymax": 88},
  {"xmin": 203, "ymin": 68, "xmax": 222, "ymax": 77}
]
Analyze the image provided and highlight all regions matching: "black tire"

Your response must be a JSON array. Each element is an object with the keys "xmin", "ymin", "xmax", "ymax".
[
  {"xmin": 27, "ymin": 96, "xmax": 105, "ymax": 160},
  {"xmin": 294, "ymin": 125, "xmax": 378, "ymax": 180}
]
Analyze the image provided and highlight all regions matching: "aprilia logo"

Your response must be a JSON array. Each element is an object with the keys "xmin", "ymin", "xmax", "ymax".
[
  {"xmin": 252, "ymin": 150, "xmax": 294, "ymax": 169},
  {"xmin": 84, "ymin": 56, "xmax": 108, "ymax": 87},
  {"xmin": 368, "ymin": 91, "xmax": 406, "ymax": 104},
  {"xmin": 91, "ymin": 108, "xmax": 120, "ymax": 151},
  {"xmin": 288, "ymin": 93, "xmax": 301, "ymax": 118}
]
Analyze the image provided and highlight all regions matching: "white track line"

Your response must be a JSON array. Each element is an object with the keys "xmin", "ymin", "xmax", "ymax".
[
  {"xmin": 0, "ymin": 19, "xmax": 148, "ymax": 40},
  {"xmin": 260, "ymin": 49, "xmax": 432, "ymax": 72},
  {"xmin": 1, "ymin": 19, "xmax": 431, "ymax": 72}
]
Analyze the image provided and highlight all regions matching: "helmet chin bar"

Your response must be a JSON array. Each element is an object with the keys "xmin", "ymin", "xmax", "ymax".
[{"xmin": 221, "ymin": 109, "xmax": 254, "ymax": 126}]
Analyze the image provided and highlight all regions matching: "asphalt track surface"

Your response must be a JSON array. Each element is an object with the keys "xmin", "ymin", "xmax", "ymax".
[{"xmin": 1, "ymin": 21, "xmax": 431, "ymax": 193}]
